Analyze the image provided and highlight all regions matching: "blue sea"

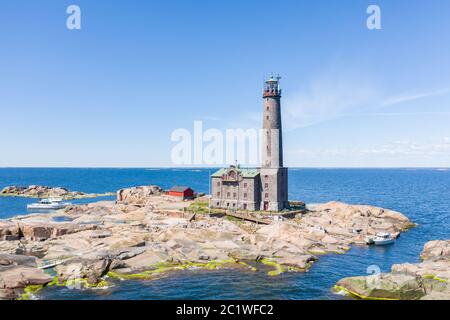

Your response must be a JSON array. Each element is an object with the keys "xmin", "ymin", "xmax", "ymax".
[{"xmin": 0, "ymin": 168, "xmax": 449, "ymax": 300}]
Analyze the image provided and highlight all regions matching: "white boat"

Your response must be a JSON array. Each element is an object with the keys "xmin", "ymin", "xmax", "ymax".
[
  {"xmin": 372, "ymin": 232, "xmax": 395, "ymax": 246},
  {"xmin": 27, "ymin": 198, "xmax": 71, "ymax": 210}
]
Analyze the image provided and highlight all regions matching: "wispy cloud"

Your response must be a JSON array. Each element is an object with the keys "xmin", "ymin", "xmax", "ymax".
[
  {"xmin": 381, "ymin": 88, "xmax": 450, "ymax": 107},
  {"xmin": 288, "ymin": 137, "xmax": 450, "ymax": 158},
  {"xmin": 283, "ymin": 69, "xmax": 450, "ymax": 130},
  {"xmin": 335, "ymin": 111, "xmax": 450, "ymax": 117},
  {"xmin": 201, "ymin": 70, "xmax": 450, "ymax": 132},
  {"xmin": 283, "ymin": 70, "xmax": 381, "ymax": 130}
]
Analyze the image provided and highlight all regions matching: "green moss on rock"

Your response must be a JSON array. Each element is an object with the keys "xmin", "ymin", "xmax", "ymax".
[
  {"xmin": 260, "ymin": 258, "xmax": 286, "ymax": 276},
  {"xmin": 107, "ymin": 259, "xmax": 244, "ymax": 280},
  {"xmin": 18, "ymin": 285, "xmax": 44, "ymax": 300}
]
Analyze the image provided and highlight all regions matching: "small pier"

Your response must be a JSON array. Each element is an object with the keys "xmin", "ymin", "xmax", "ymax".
[{"xmin": 37, "ymin": 259, "xmax": 67, "ymax": 270}]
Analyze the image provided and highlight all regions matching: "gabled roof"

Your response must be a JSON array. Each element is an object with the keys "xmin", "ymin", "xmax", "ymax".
[
  {"xmin": 169, "ymin": 185, "xmax": 192, "ymax": 192},
  {"xmin": 211, "ymin": 167, "xmax": 259, "ymax": 178}
]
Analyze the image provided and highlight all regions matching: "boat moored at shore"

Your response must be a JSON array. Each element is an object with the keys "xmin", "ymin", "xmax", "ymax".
[
  {"xmin": 365, "ymin": 232, "xmax": 395, "ymax": 246},
  {"xmin": 27, "ymin": 198, "xmax": 71, "ymax": 210}
]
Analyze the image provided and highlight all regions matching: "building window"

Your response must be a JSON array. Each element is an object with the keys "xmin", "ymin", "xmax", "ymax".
[
  {"xmin": 265, "ymin": 183, "xmax": 269, "ymax": 188},
  {"xmin": 265, "ymin": 193, "xmax": 269, "ymax": 198},
  {"xmin": 266, "ymin": 116, "xmax": 269, "ymax": 120},
  {"xmin": 227, "ymin": 192, "xmax": 230, "ymax": 198},
  {"xmin": 233, "ymin": 192, "xmax": 236, "ymax": 198},
  {"xmin": 216, "ymin": 202, "xmax": 219, "ymax": 206},
  {"xmin": 266, "ymin": 106, "xmax": 269, "ymax": 110},
  {"xmin": 227, "ymin": 203, "xmax": 230, "ymax": 207},
  {"xmin": 244, "ymin": 193, "xmax": 247, "ymax": 198},
  {"xmin": 217, "ymin": 192, "xmax": 220, "ymax": 196},
  {"xmin": 232, "ymin": 203, "xmax": 235, "ymax": 207},
  {"xmin": 265, "ymin": 175, "xmax": 268, "ymax": 179},
  {"xmin": 243, "ymin": 204, "xmax": 247, "ymax": 210},
  {"xmin": 217, "ymin": 182, "xmax": 220, "ymax": 186},
  {"xmin": 244, "ymin": 183, "xmax": 247, "ymax": 188}
]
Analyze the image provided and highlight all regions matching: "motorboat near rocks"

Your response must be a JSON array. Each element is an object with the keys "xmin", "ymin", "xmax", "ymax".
[
  {"xmin": 27, "ymin": 198, "xmax": 71, "ymax": 210},
  {"xmin": 365, "ymin": 232, "xmax": 396, "ymax": 246}
]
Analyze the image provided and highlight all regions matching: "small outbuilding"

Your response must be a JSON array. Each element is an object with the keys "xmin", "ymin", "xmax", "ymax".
[{"xmin": 167, "ymin": 186, "xmax": 194, "ymax": 200}]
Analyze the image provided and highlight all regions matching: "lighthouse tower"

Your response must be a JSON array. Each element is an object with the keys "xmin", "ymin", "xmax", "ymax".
[{"xmin": 259, "ymin": 75, "xmax": 289, "ymax": 211}]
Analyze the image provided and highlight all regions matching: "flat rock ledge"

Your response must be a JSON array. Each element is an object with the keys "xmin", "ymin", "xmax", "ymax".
[
  {"xmin": 335, "ymin": 240, "xmax": 450, "ymax": 300},
  {"xmin": 0, "ymin": 254, "xmax": 53, "ymax": 300},
  {"xmin": 1, "ymin": 185, "xmax": 114, "ymax": 200},
  {"xmin": 0, "ymin": 186, "xmax": 414, "ymax": 299}
]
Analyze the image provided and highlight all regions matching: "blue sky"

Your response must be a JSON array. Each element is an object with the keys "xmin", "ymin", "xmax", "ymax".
[{"xmin": 1, "ymin": 0, "xmax": 450, "ymax": 167}]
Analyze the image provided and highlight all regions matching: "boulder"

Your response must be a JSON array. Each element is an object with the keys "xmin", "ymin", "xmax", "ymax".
[
  {"xmin": 116, "ymin": 186, "xmax": 162, "ymax": 205},
  {"xmin": 0, "ymin": 254, "xmax": 37, "ymax": 268},
  {"xmin": 336, "ymin": 273, "xmax": 425, "ymax": 300},
  {"xmin": 19, "ymin": 222, "xmax": 81, "ymax": 241},
  {"xmin": 55, "ymin": 258, "xmax": 111, "ymax": 285},
  {"xmin": 0, "ymin": 254, "xmax": 52, "ymax": 300},
  {"xmin": 110, "ymin": 247, "xmax": 146, "ymax": 260},
  {"xmin": 0, "ymin": 221, "xmax": 20, "ymax": 241},
  {"xmin": 421, "ymin": 240, "xmax": 450, "ymax": 261},
  {"xmin": 336, "ymin": 240, "xmax": 450, "ymax": 300}
]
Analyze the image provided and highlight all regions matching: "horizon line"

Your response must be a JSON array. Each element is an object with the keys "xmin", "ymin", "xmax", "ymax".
[{"xmin": 0, "ymin": 166, "xmax": 449, "ymax": 170}]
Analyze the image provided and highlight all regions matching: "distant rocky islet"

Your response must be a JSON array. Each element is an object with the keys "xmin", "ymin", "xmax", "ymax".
[{"xmin": 1, "ymin": 185, "xmax": 114, "ymax": 200}]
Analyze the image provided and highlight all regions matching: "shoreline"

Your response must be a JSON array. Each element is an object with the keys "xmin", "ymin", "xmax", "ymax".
[
  {"xmin": 334, "ymin": 240, "xmax": 450, "ymax": 300},
  {"xmin": 0, "ymin": 185, "xmax": 415, "ymax": 300}
]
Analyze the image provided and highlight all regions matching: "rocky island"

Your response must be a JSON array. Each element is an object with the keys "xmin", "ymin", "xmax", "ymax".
[
  {"xmin": 335, "ymin": 240, "xmax": 450, "ymax": 300},
  {"xmin": 1, "ymin": 185, "xmax": 114, "ymax": 200},
  {"xmin": 0, "ymin": 185, "xmax": 414, "ymax": 300}
]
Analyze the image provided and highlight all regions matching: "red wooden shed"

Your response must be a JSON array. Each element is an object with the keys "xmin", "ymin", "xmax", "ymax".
[{"xmin": 167, "ymin": 186, "xmax": 194, "ymax": 200}]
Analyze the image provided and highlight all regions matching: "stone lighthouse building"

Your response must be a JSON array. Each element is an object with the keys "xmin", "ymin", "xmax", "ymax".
[
  {"xmin": 260, "ymin": 76, "xmax": 288, "ymax": 211},
  {"xmin": 210, "ymin": 75, "xmax": 289, "ymax": 212}
]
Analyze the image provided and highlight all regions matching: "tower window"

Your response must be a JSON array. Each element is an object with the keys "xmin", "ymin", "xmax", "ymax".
[
  {"xmin": 227, "ymin": 192, "xmax": 230, "ymax": 198},
  {"xmin": 265, "ymin": 193, "xmax": 269, "ymax": 198},
  {"xmin": 266, "ymin": 106, "xmax": 269, "ymax": 110},
  {"xmin": 233, "ymin": 192, "xmax": 236, "ymax": 198},
  {"xmin": 266, "ymin": 116, "xmax": 269, "ymax": 120},
  {"xmin": 265, "ymin": 183, "xmax": 269, "ymax": 188}
]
